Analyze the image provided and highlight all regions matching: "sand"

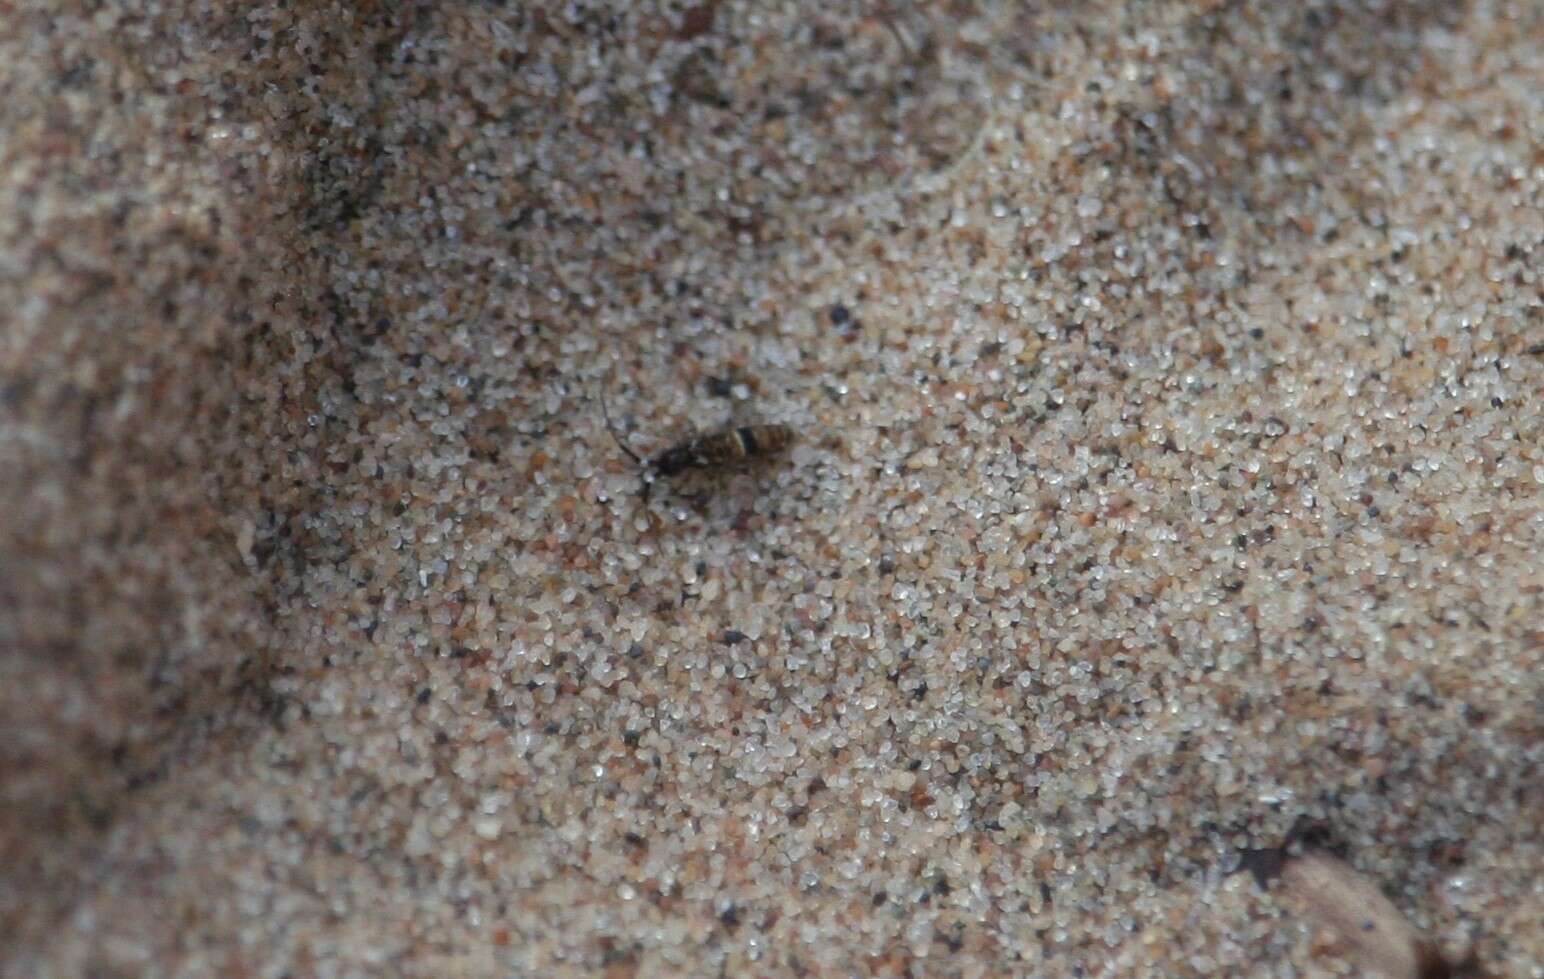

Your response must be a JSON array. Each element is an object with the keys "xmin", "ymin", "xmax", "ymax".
[{"xmin": 2, "ymin": 1, "xmax": 1540, "ymax": 976}]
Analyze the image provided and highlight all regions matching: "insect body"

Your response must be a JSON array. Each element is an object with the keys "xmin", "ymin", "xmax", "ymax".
[
  {"xmin": 649, "ymin": 424, "xmax": 794, "ymax": 476},
  {"xmin": 602, "ymin": 394, "xmax": 794, "ymax": 501}
]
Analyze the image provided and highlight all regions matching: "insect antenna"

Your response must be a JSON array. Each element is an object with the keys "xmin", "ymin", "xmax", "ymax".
[
  {"xmin": 599, "ymin": 389, "xmax": 645, "ymax": 468},
  {"xmin": 600, "ymin": 388, "xmax": 659, "ymax": 504}
]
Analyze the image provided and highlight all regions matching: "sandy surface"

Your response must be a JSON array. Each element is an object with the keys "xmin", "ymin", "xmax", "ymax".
[{"xmin": 3, "ymin": 1, "xmax": 1541, "ymax": 976}]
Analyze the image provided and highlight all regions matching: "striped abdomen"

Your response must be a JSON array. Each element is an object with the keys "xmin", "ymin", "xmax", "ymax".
[{"xmin": 650, "ymin": 425, "xmax": 794, "ymax": 477}]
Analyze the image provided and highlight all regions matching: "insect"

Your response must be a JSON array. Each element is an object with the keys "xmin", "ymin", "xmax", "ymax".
[{"xmin": 600, "ymin": 392, "xmax": 795, "ymax": 502}]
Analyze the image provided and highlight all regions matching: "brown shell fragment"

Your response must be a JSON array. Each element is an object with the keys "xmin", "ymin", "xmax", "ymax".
[{"xmin": 1278, "ymin": 850, "xmax": 1452, "ymax": 979}]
